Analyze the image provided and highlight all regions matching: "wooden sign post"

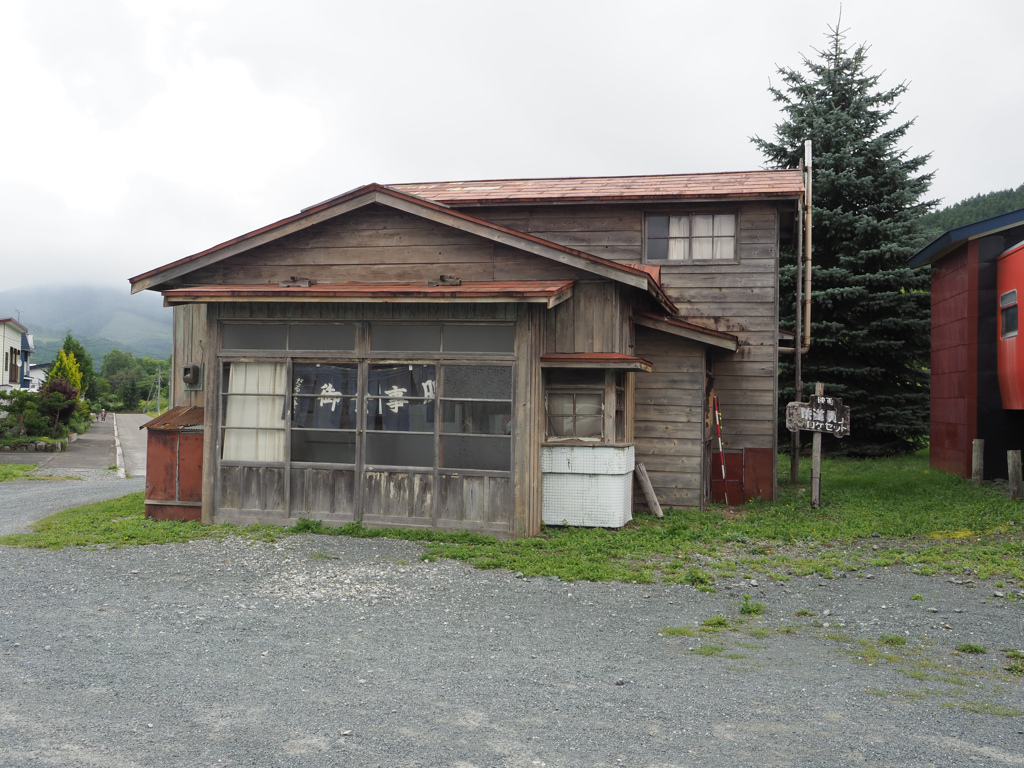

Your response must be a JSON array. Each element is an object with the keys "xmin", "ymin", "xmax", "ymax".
[{"xmin": 785, "ymin": 383, "xmax": 851, "ymax": 508}]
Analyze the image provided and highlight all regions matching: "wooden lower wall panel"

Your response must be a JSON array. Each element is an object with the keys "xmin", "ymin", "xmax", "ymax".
[
  {"xmin": 145, "ymin": 503, "xmax": 201, "ymax": 522},
  {"xmin": 743, "ymin": 448, "xmax": 775, "ymax": 501},
  {"xmin": 710, "ymin": 452, "xmax": 743, "ymax": 504}
]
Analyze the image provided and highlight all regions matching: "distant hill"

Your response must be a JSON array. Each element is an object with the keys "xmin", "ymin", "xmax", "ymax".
[
  {"xmin": 0, "ymin": 285, "xmax": 171, "ymax": 364},
  {"xmin": 920, "ymin": 183, "xmax": 1024, "ymax": 241}
]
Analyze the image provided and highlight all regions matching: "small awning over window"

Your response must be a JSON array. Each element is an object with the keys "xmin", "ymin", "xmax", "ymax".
[{"xmin": 540, "ymin": 353, "xmax": 653, "ymax": 372}]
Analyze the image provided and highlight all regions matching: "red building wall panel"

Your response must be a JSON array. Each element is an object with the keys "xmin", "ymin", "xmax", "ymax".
[{"xmin": 929, "ymin": 243, "xmax": 977, "ymax": 478}]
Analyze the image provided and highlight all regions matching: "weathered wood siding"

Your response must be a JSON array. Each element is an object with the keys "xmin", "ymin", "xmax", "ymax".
[
  {"xmin": 545, "ymin": 281, "xmax": 632, "ymax": 355},
  {"xmin": 184, "ymin": 205, "xmax": 582, "ymax": 287},
  {"xmin": 483, "ymin": 202, "xmax": 782, "ymax": 502},
  {"xmin": 472, "ymin": 205, "xmax": 644, "ymax": 264},
  {"xmin": 661, "ymin": 205, "xmax": 780, "ymax": 501},
  {"xmin": 633, "ymin": 327, "xmax": 706, "ymax": 509},
  {"xmin": 171, "ymin": 304, "xmax": 206, "ymax": 407}
]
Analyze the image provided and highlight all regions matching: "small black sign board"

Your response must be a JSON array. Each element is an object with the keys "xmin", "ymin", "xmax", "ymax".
[{"xmin": 785, "ymin": 395, "xmax": 851, "ymax": 438}]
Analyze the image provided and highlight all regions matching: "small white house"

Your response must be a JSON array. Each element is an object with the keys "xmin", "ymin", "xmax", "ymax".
[{"xmin": 0, "ymin": 318, "xmax": 33, "ymax": 392}]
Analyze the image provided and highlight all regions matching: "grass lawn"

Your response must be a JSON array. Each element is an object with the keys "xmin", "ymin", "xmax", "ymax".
[
  {"xmin": 1, "ymin": 450, "xmax": 1021, "ymax": 584},
  {"xmin": 0, "ymin": 464, "xmax": 39, "ymax": 481}
]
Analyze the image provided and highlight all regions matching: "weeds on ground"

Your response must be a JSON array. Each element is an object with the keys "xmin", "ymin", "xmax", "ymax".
[
  {"xmin": 0, "ymin": 464, "xmax": 39, "ymax": 481},
  {"xmin": 955, "ymin": 643, "xmax": 987, "ymax": 655}
]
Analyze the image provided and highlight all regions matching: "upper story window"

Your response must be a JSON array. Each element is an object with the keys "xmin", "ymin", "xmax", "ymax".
[{"xmin": 646, "ymin": 213, "xmax": 736, "ymax": 262}]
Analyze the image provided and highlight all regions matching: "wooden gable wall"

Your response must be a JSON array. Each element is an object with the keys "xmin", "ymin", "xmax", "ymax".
[{"xmin": 181, "ymin": 204, "xmax": 583, "ymax": 287}]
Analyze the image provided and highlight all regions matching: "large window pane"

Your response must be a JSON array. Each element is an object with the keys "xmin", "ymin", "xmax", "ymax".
[
  {"xmin": 292, "ymin": 364, "xmax": 358, "ymax": 429},
  {"xmin": 443, "ymin": 325, "xmax": 515, "ymax": 353},
  {"xmin": 365, "ymin": 432, "xmax": 434, "ymax": 467},
  {"xmin": 443, "ymin": 365, "xmax": 512, "ymax": 399},
  {"xmin": 222, "ymin": 324, "xmax": 287, "ymax": 350},
  {"xmin": 289, "ymin": 324, "xmax": 355, "ymax": 351},
  {"xmin": 291, "ymin": 430, "xmax": 356, "ymax": 464},
  {"xmin": 575, "ymin": 394, "xmax": 603, "ymax": 438},
  {"xmin": 367, "ymin": 364, "xmax": 436, "ymax": 431},
  {"xmin": 371, "ymin": 324, "xmax": 441, "ymax": 352},
  {"xmin": 441, "ymin": 435, "xmax": 510, "ymax": 471},
  {"xmin": 442, "ymin": 401, "xmax": 512, "ymax": 435},
  {"xmin": 546, "ymin": 393, "xmax": 575, "ymax": 438}
]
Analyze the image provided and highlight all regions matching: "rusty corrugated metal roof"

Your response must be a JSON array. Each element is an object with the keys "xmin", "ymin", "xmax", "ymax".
[
  {"xmin": 161, "ymin": 280, "xmax": 576, "ymax": 306},
  {"xmin": 391, "ymin": 170, "xmax": 804, "ymax": 206},
  {"xmin": 140, "ymin": 406, "xmax": 205, "ymax": 430}
]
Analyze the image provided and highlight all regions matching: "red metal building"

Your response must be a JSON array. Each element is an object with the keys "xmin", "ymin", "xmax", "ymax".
[{"xmin": 909, "ymin": 209, "xmax": 1024, "ymax": 479}]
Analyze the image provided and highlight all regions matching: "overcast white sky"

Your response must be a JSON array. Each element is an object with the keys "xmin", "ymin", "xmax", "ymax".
[{"xmin": 2, "ymin": 0, "xmax": 1022, "ymax": 293}]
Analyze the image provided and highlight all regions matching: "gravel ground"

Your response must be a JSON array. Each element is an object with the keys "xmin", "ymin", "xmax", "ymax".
[{"xmin": 2, "ymin": 532, "xmax": 1023, "ymax": 767}]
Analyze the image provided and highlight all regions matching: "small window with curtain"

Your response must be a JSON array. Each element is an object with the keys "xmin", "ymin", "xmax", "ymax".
[
  {"xmin": 221, "ymin": 361, "xmax": 287, "ymax": 462},
  {"xmin": 646, "ymin": 213, "xmax": 736, "ymax": 262}
]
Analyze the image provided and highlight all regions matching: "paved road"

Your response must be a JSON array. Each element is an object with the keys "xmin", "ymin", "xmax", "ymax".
[{"xmin": 0, "ymin": 414, "xmax": 148, "ymax": 535}]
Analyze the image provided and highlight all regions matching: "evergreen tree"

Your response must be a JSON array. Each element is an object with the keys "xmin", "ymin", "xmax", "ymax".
[
  {"xmin": 47, "ymin": 349, "xmax": 83, "ymax": 399},
  {"xmin": 60, "ymin": 332, "xmax": 96, "ymax": 401},
  {"xmin": 751, "ymin": 22, "xmax": 936, "ymax": 455}
]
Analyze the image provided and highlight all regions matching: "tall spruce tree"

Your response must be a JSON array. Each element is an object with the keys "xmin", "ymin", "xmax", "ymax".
[{"xmin": 752, "ymin": 23, "xmax": 936, "ymax": 455}]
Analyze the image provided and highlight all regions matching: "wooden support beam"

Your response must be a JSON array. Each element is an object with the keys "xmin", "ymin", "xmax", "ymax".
[
  {"xmin": 1009, "ymin": 450, "xmax": 1022, "ymax": 501},
  {"xmin": 972, "ymin": 439, "xmax": 984, "ymax": 485}
]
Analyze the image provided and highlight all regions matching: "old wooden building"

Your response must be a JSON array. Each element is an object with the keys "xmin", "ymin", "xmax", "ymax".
[{"xmin": 131, "ymin": 172, "xmax": 804, "ymax": 537}]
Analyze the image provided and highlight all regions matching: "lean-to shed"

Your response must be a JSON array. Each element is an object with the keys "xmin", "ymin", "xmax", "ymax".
[{"xmin": 130, "ymin": 172, "xmax": 803, "ymax": 537}]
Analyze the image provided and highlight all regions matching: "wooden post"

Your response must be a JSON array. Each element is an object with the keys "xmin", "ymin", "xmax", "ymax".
[
  {"xmin": 634, "ymin": 462, "xmax": 663, "ymax": 518},
  {"xmin": 1009, "ymin": 450, "xmax": 1022, "ymax": 501},
  {"xmin": 972, "ymin": 439, "xmax": 984, "ymax": 485},
  {"xmin": 810, "ymin": 382, "xmax": 823, "ymax": 508}
]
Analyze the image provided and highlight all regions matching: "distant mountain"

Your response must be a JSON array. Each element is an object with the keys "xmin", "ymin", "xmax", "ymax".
[
  {"xmin": 920, "ymin": 183, "xmax": 1024, "ymax": 241},
  {"xmin": 0, "ymin": 285, "xmax": 172, "ymax": 364}
]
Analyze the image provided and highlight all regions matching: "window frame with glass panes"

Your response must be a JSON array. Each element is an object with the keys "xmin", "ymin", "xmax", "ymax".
[
  {"xmin": 218, "ymin": 321, "xmax": 515, "ymax": 475},
  {"xmin": 544, "ymin": 369, "xmax": 628, "ymax": 445},
  {"xmin": 644, "ymin": 211, "xmax": 738, "ymax": 263}
]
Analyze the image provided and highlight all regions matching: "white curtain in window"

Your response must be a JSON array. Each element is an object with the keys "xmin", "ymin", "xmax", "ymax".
[
  {"xmin": 223, "ymin": 362, "xmax": 286, "ymax": 461},
  {"xmin": 713, "ymin": 214, "xmax": 736, "ymax": 260},
  {"xmin": 691, "ymin": 215, "xmax": 714, "ymax": 260},
  {"xmin": 667, "ymin": 216, "xmax": 690, "ymax": 261}
]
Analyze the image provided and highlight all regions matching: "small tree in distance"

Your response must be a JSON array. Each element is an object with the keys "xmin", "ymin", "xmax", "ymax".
[{"xmin": 751, "ymin": 20, "xmax": 936, "ymax": 455}]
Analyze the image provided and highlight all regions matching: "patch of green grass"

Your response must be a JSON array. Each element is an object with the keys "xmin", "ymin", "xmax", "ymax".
[
  {"xmin": 740, "ymin": 626, "xmax": 774, "ymax": 639},
  {"xmin": 310, "ymin": 553, "xmax": 340, "ymax": 560},
  {"xmin": 1006, "ymin": 661, "xmax": 1024, "ymax": 675},
  {"xmin": 881, "ymin": 634, "xmax": 908, "ymax": 647},
  {"xmin": 0, "ymin": 464, "xmax": 38, "ymax": 481},
  {"xmin": 794, "ymin": 608, "xmax": 816, "ymax": 617},
  {"xmin": 0, "ymin": 493, "xmax": 280, "ymax": 549},
  {"xmin": 942, "ymin": 700, "xmax": 1024, "ymax": 717},
  {"xmin": 955, "ymin": 643, "xmax": 987, "ymax": 655},
  {"xmin": 661, "ymin": 626, "xmax": 697, "ymax": 637},
  {"xmin": 692, "ymin": 644, "xmax": 726, "ymax": 657},
  {"xmin": 1003, "ymin": 649, "xmax": 1024, "ymax": 661},
  {"xmin": 777, "ymin": 625, "xmax": 799, "ymax": 635},
  {"xmin": 911, "ymin": 593, "xmax": 924, "ymax": 601},
  {"xmin": 700, "ymin": 614, "xmax": 730, "ymax": 631},
  {"xmin": 739, "ymin": 593, "xmax": 765, "ymax": 616}
]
